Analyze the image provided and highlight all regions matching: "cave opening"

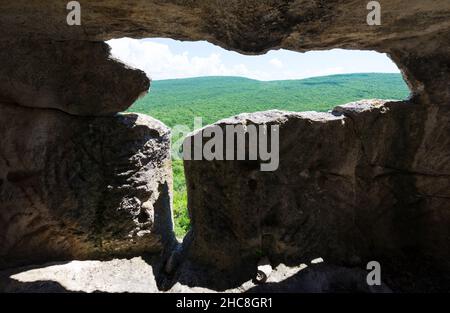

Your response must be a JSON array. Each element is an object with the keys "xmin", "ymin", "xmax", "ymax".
[{"xmin": 107, "ymin": 37, "xmax": 410, "ymax": 240}]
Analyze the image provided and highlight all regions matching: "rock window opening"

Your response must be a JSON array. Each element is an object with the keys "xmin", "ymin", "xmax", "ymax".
[{"xmin": 107, "ymin": 37, "xmax": 410, "ymax": 240}]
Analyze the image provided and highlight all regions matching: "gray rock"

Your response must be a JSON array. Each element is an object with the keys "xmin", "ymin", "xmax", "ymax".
[
  {"xmin": 0, "ymin": 40, "xmax": 150, "ymax": 115},
  {"xmin": 0, "ymin": 103, "xmax": 174, "ymax": 268}
]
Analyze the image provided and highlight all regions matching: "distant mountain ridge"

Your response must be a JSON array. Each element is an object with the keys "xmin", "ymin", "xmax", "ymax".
[
  {"xmin": 152, "ymin": 72, "xmax": 400, "ymax": 83},
  {"xmin": 130, "ymin": 73, "xmax": 410, "ymax": 128}
]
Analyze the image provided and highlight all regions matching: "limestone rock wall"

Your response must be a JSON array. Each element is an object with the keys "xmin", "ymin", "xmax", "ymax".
[
  {"xmin": 0, "ymin": 103, "xmax": 174, "ymax": 268},
  {"xmin": 0, "ymin": 14, "xmax": 170, "ymax": 270},
  {"xmin": 183, "ymin": 100, "xmax": 450, "ymax": 291}
]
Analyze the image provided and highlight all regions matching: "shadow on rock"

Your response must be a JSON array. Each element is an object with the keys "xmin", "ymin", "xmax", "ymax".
[{"xmin": 246, "ymin": 264, "xmax": 391, "ymax": 293}]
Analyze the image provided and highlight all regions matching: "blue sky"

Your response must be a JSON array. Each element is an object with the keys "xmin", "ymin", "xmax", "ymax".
[{"xmin": 107, "ymin": 38, "xmax": 400, "ymax": 81}]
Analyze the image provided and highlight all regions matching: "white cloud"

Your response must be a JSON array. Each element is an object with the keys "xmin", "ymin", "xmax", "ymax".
[
  {"xmin": 107, "ymin": 38, "xmax": 267, "ymax": 80},
  {"xmin": 107, "ymin": 38, "xmax": 399, "ymax": 81},
  {"xmin": 269, "ymin": 58, "xmax": 283, "ymax": 68}
]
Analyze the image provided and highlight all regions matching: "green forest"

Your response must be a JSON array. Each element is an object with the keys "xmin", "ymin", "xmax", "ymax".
[{"xmin": 128, "ymin": 73, "xmax": 410, "ymax": 238}]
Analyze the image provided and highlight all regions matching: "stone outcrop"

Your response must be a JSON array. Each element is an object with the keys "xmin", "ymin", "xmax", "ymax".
[
  {"xmin": 0, "ymin": 103, "xmax": 174, "ymax": 268},
  {"xmin": 0, "ymin": 40, "xmax": 150, "ymax": 116},
  {"xmin": 0, "ymin": 0, "xmax": 449, "ymax": 292},
  {"xmin": 183, "ymin": 100, "xmax": 450, "ymax": 291},
  {"xmin": 1, "ymin": 1, "xmax": 449, "ymax": 52}
]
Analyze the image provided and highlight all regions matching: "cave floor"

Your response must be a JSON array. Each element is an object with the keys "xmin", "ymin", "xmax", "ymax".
[{"xmin": 0, "ymin": 256, "xmax": 391, "ymax": 293}]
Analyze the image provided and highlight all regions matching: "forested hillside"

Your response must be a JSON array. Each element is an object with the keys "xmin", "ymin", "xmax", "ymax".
[
  {"xmin": 128, "ymin": 73, "xmax": 410, "ymax": 237},
  {"xmin": 130, "ymin": 73, "xmax": 409, "ymax": 128}
]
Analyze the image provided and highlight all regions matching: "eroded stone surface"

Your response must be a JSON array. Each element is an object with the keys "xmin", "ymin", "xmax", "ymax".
[
  {"xmin": 1, "ymin": 1, "xmax": 449, "ymax": 53},
  {"xmin": 0, "ymin": 104, "xmax": 174, "ymax": 269},
  {"xmin": 0, "ymin": 40, "xmax": 150, "ymax": 116},
  {"xmin": 183, "ymin": 100, "xmax": 450, "ymax": 292}
]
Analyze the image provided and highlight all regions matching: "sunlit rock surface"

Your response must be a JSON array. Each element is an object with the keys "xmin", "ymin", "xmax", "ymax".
[
  {"xmin": 183, "ymin": 100, "xmax": 450, "ymax": 292},
  {"xmin": 0, "ymin": 40, "xmax": 149, "ymax": 115}
]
